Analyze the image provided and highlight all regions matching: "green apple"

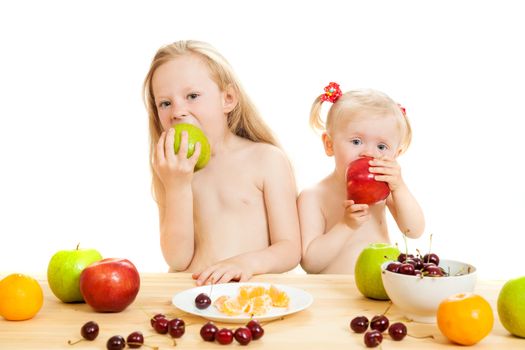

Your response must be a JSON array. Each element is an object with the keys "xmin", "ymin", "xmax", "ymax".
[
  {"xmin": 172, "ymin": 123, "xmax": 211, "ymax": 171},
  {"xmin": 47, "ymin": 245, "xmax": 102, "ymax": 303},
  {"xmin": 354, "ymin": 243, "xmax": 400, "ymax": 300},
  {"xmin": 497, "ymin": 276, "xmax": 525, "ymax": 338}
]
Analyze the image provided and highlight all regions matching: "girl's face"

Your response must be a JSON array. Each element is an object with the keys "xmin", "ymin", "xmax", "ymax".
[
  {"xmin": 151, "ymin": 54, "xmax": 237, "ymax": 141},
  {"xmin": 323, "ymin": 113, "xmax": 402, "ymax": 178}
]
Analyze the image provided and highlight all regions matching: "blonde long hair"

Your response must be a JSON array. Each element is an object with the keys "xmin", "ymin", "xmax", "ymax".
[
  {"xmin": 143, "ymin": 40, "xmax": 278, "ymax": 201},
  {"xmin": 309, "ymin": 88, "xmax": 412, "ymax": 155}
]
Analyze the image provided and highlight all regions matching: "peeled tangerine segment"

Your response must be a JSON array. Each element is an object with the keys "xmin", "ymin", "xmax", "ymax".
[{"xmin": 214, "ymin": 285, "xmax": 290, "ymax": 316}]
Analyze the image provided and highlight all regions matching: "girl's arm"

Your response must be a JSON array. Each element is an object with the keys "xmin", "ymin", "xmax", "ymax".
[
  {"xmin": 299, "ymin": 191, "xmax": 368, "ymax": 273},
  {"xmin": 193, "ymin": 147, "xmax": 301, "ymax": 285},
  {"xmin": 154, "ymin": 129, "xmax": 201, "ymax": 271},
  {"xmin": 386, "ymin": 185, "xmax": 425, "ymax": 238},
  {"xmin": 371, "ymin": 158, "xmax": 425, "ymax": 238}
]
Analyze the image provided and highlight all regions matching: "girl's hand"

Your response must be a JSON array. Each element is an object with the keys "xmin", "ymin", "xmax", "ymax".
[
  {"xmin": 369, "ymin": 157, "xmax": 406, "ymax": 192},
  {"xmin": 153, "ymin": 128, "xmax": 202, "ymax": 188},
  {"xmin": 192, "ymin": 260, "xmax": 253, "ymax": 286},
  {"xmin": 342, "ymin": 200, "xmax": 369, "ymax": 230}
]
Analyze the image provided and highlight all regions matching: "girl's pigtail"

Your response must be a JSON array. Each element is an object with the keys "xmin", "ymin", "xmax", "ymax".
[{"xmin": 309, "ymin": 95, "xmax": 326, "ymax": 132}]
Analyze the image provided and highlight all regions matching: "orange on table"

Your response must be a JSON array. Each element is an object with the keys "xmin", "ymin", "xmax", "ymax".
[
  {"xmin": 437, "ymin": 292, "xmax": 494, "ymax": 345},
  {"xmin": 0, "ymin": 273, "xmax": 44, "ymax": 321}
]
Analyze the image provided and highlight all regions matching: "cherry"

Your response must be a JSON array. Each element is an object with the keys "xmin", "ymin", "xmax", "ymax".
[
  {"xmin": 234, "ymin": 327, "xmax": 252, "ymax": 345},
  {"xmin": 364, "ymin": 330, "xmax": 383, "ymax": 348},
  {"xmin": 246, "ymin": 320, "xmax": 264, "ymax": 340},
  {"xmin": 412, "ymin": 257, "xmax": 424, "ymax": 270},
  {"xmin": 398, "ymin": 263, "xmax": 416, "ymax": 275},
  {"xmin": 106, "ymin": 335, "xmax": 126, "ymax": 350},
  {"xmin": 216, "ymin": 328, "xmax": 234, "ymax": 345},
  {"xmin": 168, "ymin": 318, "xmax": 185, "ymax": 338},
  {"xmin": 397, "ymin": 253, "xmax": 414, "ymax": 263},
  {"xmin": 81, "ymin": 321, "xmax": 99, "ymax": 341},
  {"xmin": 150, "ymin": 314, "xmax": 166, "ymax": 328},
  {"xmin": 195, "ymin": 293, "xmax": 211, "ymax": 309},
  {"xmin": 200, "ymin": 322, "xmax": 219, "ymax": 342},
  {"xmin": 423, "ymin": 262, "xmax": 436, "ymax": 269},
  {"xmin": 385, "ymin": 262, "xmax": 402, "ymax": 273},
  {"xmin": 126, "ymin": 331, "xmax": 144, "ymax": 348},
  {"xmin": 423, "ymin": 253, "xmax": 440, "ymax": 265},
  {"xmin": 424, "ymin": 265, "xmax": 444, "ymax": 277},
  {"xmin": 68, "ymin": 321, "xmax": 100, "ymax": 345},
  {"xmin": 388, "ymin": 322, "xmax": 407, "ymax": 341},
  {"xmin": 350, "ymin": 316, "xmax": 369, "ymax": 333},
  {"xmin": 153, "ymin": 317, "xmax": 169, "ymax": 334},
  {"xmin": 370, "ymin": 315, "xmax": 389, "ymax": 332}
]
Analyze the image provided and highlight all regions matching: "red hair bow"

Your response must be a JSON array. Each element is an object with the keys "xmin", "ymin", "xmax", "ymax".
[{"xmin": 321, "ymin": 82, "xmax": 342, "ymax": 103}]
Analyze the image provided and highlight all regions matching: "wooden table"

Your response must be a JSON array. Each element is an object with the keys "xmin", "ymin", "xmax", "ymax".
[{"xmin": 0, "ymin": 273, "xmax": 523, "ymax": 349}]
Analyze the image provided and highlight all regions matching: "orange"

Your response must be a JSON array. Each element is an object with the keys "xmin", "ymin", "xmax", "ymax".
[
  {"xmin": 214, "ymin": 285, "xmax": 291, "ymax": 316},
  {"xmin": 0, "ymin": 273, "xmax": 44, "ymax": 321},
  {"xmin": 245, "ymin": 294, "xmax": 273, "ymax": 316},
  {"xmin": 437, "ymin": 292, "xmax": 494, "ymax": 345},
  {"xmin": 268, "ymin": 285, "xmax": 290, "ymax": 307}
]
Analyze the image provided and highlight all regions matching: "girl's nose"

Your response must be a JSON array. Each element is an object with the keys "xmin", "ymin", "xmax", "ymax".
[
  {"xmin": 359, "ymin": 148, "xmax": 379, "ymax": 159},
  {"xmin": 170, "ymin": 106, "xmax": 189, "ymax": 121}
]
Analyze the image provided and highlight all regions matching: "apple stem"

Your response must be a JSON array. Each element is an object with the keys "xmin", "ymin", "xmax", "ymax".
[
  {"xmin": 76, "ymin": 243, "xmax": 80, "ymax": 250},
  {"xmin": 67, "ymin": 338, "xmax": 84, "ymax": 345}
]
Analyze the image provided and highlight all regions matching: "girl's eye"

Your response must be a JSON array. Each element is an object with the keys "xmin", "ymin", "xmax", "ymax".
[
  {"xmin": 158, "ymin": 101, "xmax": 171, "ymax": 109},
  {"xmin": 378, "ymin": 143, "xmax": 389, "ymax": 151},
  {"xmin": 187, "ymin": 93, "xmax": 199, "ymax": 100},
  {"xmin": 351, "ymin": 139, "xmax": 362, "ymax": 146}
]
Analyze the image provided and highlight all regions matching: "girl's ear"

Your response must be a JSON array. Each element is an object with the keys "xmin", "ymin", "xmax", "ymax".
[
  {"xmin": 322, "ymin": 132, "xmax": 334, "ymax": 156},
  {"xmin": 222, "ymin": 85, "xmax": 238, "ymax": 114}
]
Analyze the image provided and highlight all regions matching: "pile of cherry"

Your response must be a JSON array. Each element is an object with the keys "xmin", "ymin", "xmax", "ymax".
[
  {"xmin": 69, "ymin": 314, "xmax": 265, "ymax": 349},
  {"xmin": 350, "ymin": 314, "xmax": 407, "ymax": 348},
  {"xmin": 386, "ymin": 251, "xmax": 447, "ymax": 277},
  {"xmin": 68, "ymin": 320, "xmax": 158, "ymax": 350},
  {"xmin": 200, "ymin": 319, "xmax": 264, "ymax": 345}
]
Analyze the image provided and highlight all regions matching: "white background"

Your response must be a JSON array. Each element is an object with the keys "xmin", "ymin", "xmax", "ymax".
[{"xmin": 1, "ymin": 1, "xmax": 524, "ymax": 280}]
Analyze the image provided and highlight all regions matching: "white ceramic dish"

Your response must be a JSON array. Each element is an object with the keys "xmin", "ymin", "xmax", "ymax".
[
  {"xmin": 381, "ymin": 259, "xmax": 477, "ymax": 323},
  {"xmin": 172, "ymin": 282, "xmax": 313, "ymax": 323}
]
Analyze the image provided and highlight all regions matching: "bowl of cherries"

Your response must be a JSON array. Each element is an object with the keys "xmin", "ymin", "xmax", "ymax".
[{"xmin": 381, "ymin": 251, "xmax": 477, "ymax": 323}]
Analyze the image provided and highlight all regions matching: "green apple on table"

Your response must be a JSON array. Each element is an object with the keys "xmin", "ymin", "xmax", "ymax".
[
  {"xmin": 498, "ymin": 276, "xmax": 525, "ymax": 338},
  {"xmin": 47, "ymin": 244, "xmax": 102, "ymax": 303},
  {"xmin": 354, "ymin": 243, "xmax": 400, "ymax": 300}
]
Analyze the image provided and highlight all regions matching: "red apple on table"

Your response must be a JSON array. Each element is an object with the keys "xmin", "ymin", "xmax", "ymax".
[
  {"xmin": 79, "ymin": 258, "xmax": 140, "ymax": 312},
  {"xmin": 346, "ymin": 156, "xmax": 390, "ymax": 205}
]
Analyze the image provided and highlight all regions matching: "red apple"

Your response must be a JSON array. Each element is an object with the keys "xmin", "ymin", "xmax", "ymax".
[
  {"xmin": 79, "ymin": 258, "xmax": 140, "ymax": 312},
  {"xmin": 346, "ymin": 157, "xmax": 390, "ymax": 204}
]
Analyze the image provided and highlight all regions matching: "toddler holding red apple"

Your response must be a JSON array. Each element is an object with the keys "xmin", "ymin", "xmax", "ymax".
[
  {"xmin": 298, "ymin": 83, "xmax": 425, "ymax": 274},
  {"xmin": 143, "ymin": 40, "xmax": 301, "ymax": 285}
]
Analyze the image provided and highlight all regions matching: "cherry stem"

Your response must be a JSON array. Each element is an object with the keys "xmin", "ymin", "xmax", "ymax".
[
  {"xmin": 402, "ymin": 230, "xmax": 409, "ymax": 259},
  {"xmin": 67, "ymin": 339, "xmax": 84, "ymax": 345},
  {"xmin": 128, "ymin": 343, "xmax": 158, "ymax": 350},
  {"xmin": 428, "ymin": 233, "xmax": 433, "ymax": 257},
  {"xmin": 408, "ymin": 333, "xmax": 435, "ymax": 339},
  {"xmin": 261, "ymin": 316, "xmax": 285, "ymax": 327},
  {"xmin": 382, "ymin": 302, "xmax": 392, "ymax": 316}
]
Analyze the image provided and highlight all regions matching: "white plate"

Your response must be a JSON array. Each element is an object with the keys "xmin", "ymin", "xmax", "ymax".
[{"xmin": 172, "ymin": 282, "xmax": 313, "ymax": 323}]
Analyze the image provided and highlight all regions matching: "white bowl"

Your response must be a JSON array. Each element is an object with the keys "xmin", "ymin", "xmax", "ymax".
[{"xmin": 381, "ymin": 259, "xmax": 477, "ymax": 323}]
